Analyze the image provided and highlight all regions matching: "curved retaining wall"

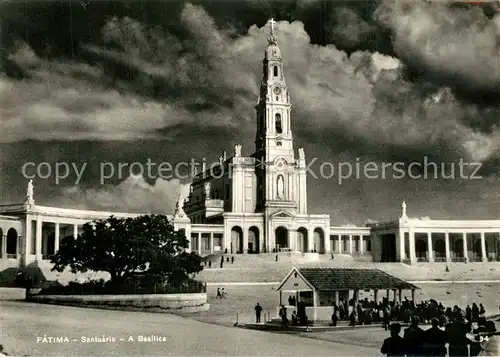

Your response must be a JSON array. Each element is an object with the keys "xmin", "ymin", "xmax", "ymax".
[{"xmin": 27, "ymin": 293, "xmax": 209, "ymax": 313}]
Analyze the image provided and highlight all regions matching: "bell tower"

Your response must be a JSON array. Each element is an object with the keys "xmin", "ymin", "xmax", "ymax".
[
  {"xmin": 254, "ymin": 19, "xmax": 306, "ymax": 214},
  {"xmin": 255, "ymin": 18, "xmax": 293, "ymax": 163}
]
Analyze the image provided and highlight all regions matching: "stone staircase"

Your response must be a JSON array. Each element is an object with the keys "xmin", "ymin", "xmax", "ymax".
[{"xmin": 6, "ymin": 256, "xmax": 500, "ymax": 288}]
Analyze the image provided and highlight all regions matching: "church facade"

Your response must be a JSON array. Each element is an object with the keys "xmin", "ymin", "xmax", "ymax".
[
  {"xmin": 0, "ymin": 20, "xmax": 500, "ymax": 273},
  {"xmin": 180, "ymin": 21, "xmax": 332, "ymax": 256}
]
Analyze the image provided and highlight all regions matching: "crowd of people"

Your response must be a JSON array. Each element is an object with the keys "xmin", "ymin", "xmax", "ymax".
[
  {"xmin": 329, "ymin": 297, "xmax": 489, "ymax": 329},
  {"xmin": 381, "ymin": 314, "xmax": 498, "ymax": 356},
  {"xmin": 275, "ymin": 294, "xmax": 500, "ymax": 356}
]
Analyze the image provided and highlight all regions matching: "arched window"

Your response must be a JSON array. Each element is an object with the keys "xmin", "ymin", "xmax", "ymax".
[
  {"xmin": 275, "ymin": 113, "xmax": 282, "ymax": 133},
  {"xmin": 277, "ymin": 141, "xmax": 282, "ymax": 146},
  {"xmin": 6, "ymin": 228, "xmax": 18, "ymax": 256},
  {"xmin": 273, "ymin": 65, "xmax": 278, "ymax": 77}
]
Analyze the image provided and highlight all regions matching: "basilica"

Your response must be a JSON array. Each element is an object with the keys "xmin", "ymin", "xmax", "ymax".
[{"xmin": 1, "ymin": 20, "xmax": 500, "ymax": 273}]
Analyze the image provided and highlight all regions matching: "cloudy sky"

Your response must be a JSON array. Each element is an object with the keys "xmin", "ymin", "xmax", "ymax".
[{"xmin": 1, "ymin": 0, "xmax": 500, "ymax": 225}]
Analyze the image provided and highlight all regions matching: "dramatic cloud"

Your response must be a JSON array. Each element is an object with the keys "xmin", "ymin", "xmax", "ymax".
[
  {"xmin": 56, "ymin": 176, "xmax": 189, "ymax": 214},
  {"xmin": 376, "ymin": 0, "xmax": 500, "ymax": 91}
]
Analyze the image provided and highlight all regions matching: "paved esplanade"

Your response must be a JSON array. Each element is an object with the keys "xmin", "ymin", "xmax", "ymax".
[{"xmin": 1, "ymin": 301, "xmax": 379, "ymax": 356}]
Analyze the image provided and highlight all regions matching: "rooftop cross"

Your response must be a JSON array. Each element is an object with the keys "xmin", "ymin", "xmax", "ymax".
[{"xmin": 269, "ymin": 18, "xmax": 276, "ymax": 35}]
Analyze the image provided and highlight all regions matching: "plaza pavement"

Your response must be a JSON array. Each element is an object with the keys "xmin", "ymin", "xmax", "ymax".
[
  {"xmin": 0, "ymin": 301, "xmax": 379, "ymax": 357},
  {"xmin": 187, "ymin": 283, "xmax": 500, "ymax": 327}
]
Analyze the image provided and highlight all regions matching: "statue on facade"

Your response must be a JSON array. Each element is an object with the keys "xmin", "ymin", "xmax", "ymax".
[
  {"xmin": 234, "ymin": 144, "xmax": 242, "ymax": 157},
  {"xmin": 401, "ymin": 201, "xmax": 407, "ymax": 217},
  {"xmin": 174, "ymin": 194, "xmax": 187, "ymax": 219},
  {"xmin": 205, "ymin": 182, "xmax": 211, "ymax": 199},
  {"xmin": 27, "ymin": 179, "xmax": 34, "ymax": 198},
  {"xmin": 298, "ymin": 148, "xmax": 305, "ymax": 160},
  {"xmin": 26, "ymin": 179, "xmax": 34, "ymax": 204},
  {"xmin": 277, "ymin": 176, "xmax": 284, "ymax": 199}
]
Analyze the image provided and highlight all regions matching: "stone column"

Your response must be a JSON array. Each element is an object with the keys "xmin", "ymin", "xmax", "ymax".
[
  {"xmin": 445, "ymin": 232, "xmax": 451, "ymax": 262},
  {"xmin": 54, "ymin": 223, "xmax": 60, "ymax": 254},
  {"xmin": 386, "ymin": 289, "xmax": 390, "ymax": 299},
  {"xmin": 23, "ymin": 219, "xmax": 32, "ymax": 265},
  {"xmin": 292, "ymin": 230, "xmax": 299, "ymax": 252},
  {"xmin": 243, "ymin": 229, "xmax": 249, "ymax": 254},
  {"xmin": 1, "ymin": 233, "xmax": 6, "ymax": 258},
  {"xmin": 398, "ymin": 290, "xmax": 402, "ymax": 303},
  {"xmin": 462, "ymin": 232, "xmax": 468, "ymax": 261},
  {"xmin": 427, "ymin": 232, "xmax": 434, "ymax": 262},
  {"xmin": 324, "ymin": 228, "xmax": 331, "ymax": 254},
  {"xmin": 399, "ymin": 230, "xmax": 406, "ymax": 260},
  {"xmin": 35, "ymin": 217, "xmax": 42, "ymax": 261},
  {"xmin": 359, "ymin": 236, "xmax": 364, "ymax": 254},
  {"xmin": 313, "ymin": 290, "xmax": 319, "ymax": 321},
  {"xmin": 374, "ymin": 289, "xmax": 378, "ymax": 303},
  {"xmin": 409, "ymin": 228, "xmax": 416, "ymax": 264},
  {"xmin": 334, "ymin": 291, "xmax": 340, "ymax": 304},
  {"xmin": 209, "ymin": 233, "xmax": 214, "ymax": 254},
  {"xmin": 197, "ymin": 233, "xmax": 202, "ymax": 253},
  {"xmin": 73, "ymin": 224, "xmax": 78, "ymax": 239},
  {"xmin": 393, "ymin": 289, "xmax": 397, "ymax": 302},
  {"xmin": 349, "ymin": 235, "xmax": 353, "ymax": 254},
  {"xmin": 480, "ymin": 232, "xmax": 487, "ymax": 262},
  {"xmin": 337, "ymin": 235, "xmax": 341, "ymax": 253},
  {"xmin": 411, "ymin": 289, "xmax": 416, "ymax": 301}
]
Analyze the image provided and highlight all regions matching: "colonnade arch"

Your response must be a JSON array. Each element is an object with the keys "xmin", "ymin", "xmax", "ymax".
[
  {"xmin": 313, "ymin": 228, "xmax": 325, "ymax": 254},
  {"xmin": 231, "ymin": 226, "xmax": 244, "ymax": 254},
  {"xmin": 297, "ymin": 227, "xmax": 308, "ymax": 253}
]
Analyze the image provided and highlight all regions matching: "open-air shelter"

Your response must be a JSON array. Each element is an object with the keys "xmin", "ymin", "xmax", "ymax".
[{"xmin": 276, "ymin": 266, "xmax": 420, "ymax": 321}]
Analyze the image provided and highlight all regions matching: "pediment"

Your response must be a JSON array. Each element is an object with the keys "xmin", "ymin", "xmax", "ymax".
[{"xmin": 271, "ymin": 210, "xmax": 294, "ymax": 218}]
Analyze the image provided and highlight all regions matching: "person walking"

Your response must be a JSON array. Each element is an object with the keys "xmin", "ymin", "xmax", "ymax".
[{"xmin": 254, "ymin": 303, "xmax": 263, "ymax": 323}]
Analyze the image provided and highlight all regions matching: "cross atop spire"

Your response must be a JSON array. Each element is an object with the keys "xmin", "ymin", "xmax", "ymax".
[{"xmin": 269, "ymin": 18, "xmax": 276, "ymax": 35}]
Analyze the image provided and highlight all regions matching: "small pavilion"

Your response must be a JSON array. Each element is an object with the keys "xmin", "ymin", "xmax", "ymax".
[{"xmin": 276, "ymin": 266, "xmax": 420, "ymax": 322}]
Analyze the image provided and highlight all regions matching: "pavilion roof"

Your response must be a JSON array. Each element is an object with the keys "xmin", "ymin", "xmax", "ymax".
[{"xmin": 279, "ymin": 267, "xmax": 419, "ymax": 291}]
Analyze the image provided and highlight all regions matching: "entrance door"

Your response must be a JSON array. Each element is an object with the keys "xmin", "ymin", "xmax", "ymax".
[
  {"xmin": 275, "ymin": 226, "xmax": 288, "ymax": 250},
  {"xmin": 381, "ymin": 234, "xmax": 397, "ymax": 262}
]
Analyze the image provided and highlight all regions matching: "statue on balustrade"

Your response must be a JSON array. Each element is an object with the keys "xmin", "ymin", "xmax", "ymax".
[
  {"xmin": 234, "ymin": 144, "xmax": 242, "ymax": 157},
  {"xmin": 205, "ymin": 182, "xmax": 211, "ymax": 199}
]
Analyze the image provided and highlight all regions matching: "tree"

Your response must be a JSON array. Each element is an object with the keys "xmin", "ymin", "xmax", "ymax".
[{"xmin": 50, "ymin": 214, "xmax": 203, "ymax": 284}]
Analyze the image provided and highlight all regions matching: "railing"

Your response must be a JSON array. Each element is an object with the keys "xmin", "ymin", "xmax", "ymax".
[{"xmin": 37, "ymin": 278, "xmax": 207, "ymax": 295}]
